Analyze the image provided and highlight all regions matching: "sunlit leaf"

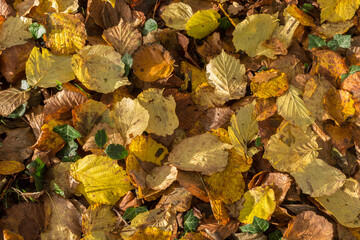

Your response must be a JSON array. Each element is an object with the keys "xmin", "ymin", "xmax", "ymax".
[
  {"xmin": 318, "ymin": 0, "xmax": 360, "ymax": 23},
  {"xmin": 28, "ymin": 22, "xmax": 45, "ymax": 39},
  {"xmin": 250, "ymin": 69, "xmax": 289, "ymax": 98},
  {"xmin": 0, "ymin": 16, "xmax": 32, "ymax": 50},
  {"xmin": 161, "ymin": 2, "xmax": 193, "ymax": 30},
  {"xmin": 185, "ymin": 9, "xmax": 220, "ymax": 39}
]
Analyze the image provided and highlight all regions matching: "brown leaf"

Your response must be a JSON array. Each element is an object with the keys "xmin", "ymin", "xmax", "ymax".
[
  {"xmin": 269, "ymin": 54, "xmax": 304, "ymax": 85},
  {"xmin": 199, "ymin": 107, "xmax": 234, "ymax": 132},
  {"xmin": 0, "ymin": 0, "xmax": 16, "ymax": 18},
  {"xmin": 156, "ymin": 184, "xmax": 193, "ymax": 212},
  {"xmin": 0, "ymin": 161, "xmax": 25, "ymax": 175},
  {"xmin": 3, "ymin": 229, "xmax": 24, "ymax": 240},
  {"xmin": 0, "ymin": 202, "xmax": 44, "ymax": 240},
  {"xmin": 0, "ymin": 41, "xmax": 34, "ymax": 83},
  {"xmin": 198, "ymin": 217, "xmax": 239, "ymax": 240},
  {"xmin": 341, "ymin": 72, "xmax": 360, "ymax": 114},
  {"xmin": 25, "ymin": 105, "xmax": 44, "ymax": 139},
  {"xmin": 177, "ymin": 170, "xmax": 209, "ymax": 202},
  {"xmin": 257, "ymin": 114, "xmax": 283, "ymax": 145},
  {"xmin": 284, "ymin": 211, "xmax": 334, "ymax": 240},
  {"xmin": 254, "ymin": 98, "xmax": 277, "ymax": 121},
  {"xmin": 197, "ymin": 32, "xmax": 222, "ymax": 62},
  {"xmin": 324, "ymin": 122, "xmax": 354, "ymax": 154},
  {"xmin": 0, "ymin": 88, "xmax": 30, "ymax": 116}
]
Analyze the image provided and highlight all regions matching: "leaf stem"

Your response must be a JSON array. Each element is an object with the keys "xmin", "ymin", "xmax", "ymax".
[{"xmin": 218, "ymin": 3, "xmax": 236, "ymax": 27}]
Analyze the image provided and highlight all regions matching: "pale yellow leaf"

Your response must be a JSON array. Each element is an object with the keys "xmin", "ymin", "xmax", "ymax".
[
  {"xmin": 146, "ymin": 165, "xmax": 178, "ymax": 191},
  {"xmin": 131, "ymin": 207, "xmax": 176, "ymax": 231},
  {"xmin": 318, "ymin": 0, "xmax": 360, "ymax": 23},
  {"xmin": 0, "ymin": 88, "xmax": 30, "ymax": 116},
  {"xmin": 161, "ymin": 2, "xmax": 193, "ymax": 30}
]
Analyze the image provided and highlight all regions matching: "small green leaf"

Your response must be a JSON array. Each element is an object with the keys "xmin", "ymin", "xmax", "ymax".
[
  {"xmin": 122, "ymin": 53, "xmax": 133, "ymax": 77},
  {"xmin": 349, "ymin": 65, "xmax": 360, "ymax": 75},
  {"xmin": 123, "ymin": 206, "xmax": 148, "ymax": 221},
  {"xmin": 95, "ymin": 129, "xmax": 107, "ymax": 148},
  {"xmin": 333, "ymin": 34, "xmax": 351, "ymax": 49},
  {"xmin": 105, "ymin": 144, "xmax": 128, "ymax": 160},
  {"xmin": 57, "ymin": 140, "xmax": 79, "ymax": 162},
  {"xmin": 308, "ymin": 34, "xmax": 326, "ymax": 50},
  {"xmin": 53, "ymin": 183, "xmax": 65, "ymax": 197},
  {"xmin": 7, "ymin": 103, "xmax": 27, "ymax": 119},
  {"xmin": 184, "ymin": 209, "xmax": 199, "ymax": 232},
  {"xmin": 255, "ymin": 137, "xmax": 262, "ymax": 147},
  {"xmin": 53, "ymin": 124, "xmax": 82, "ymax": 142},
  {"xmin": 300, "ymin": 3, "xmax": 314, "ymax": 13},
  {"xmin": 240, "ymin": 223, "xmax": 259, "ymax": 234},
  {"xmin": 28, "ymin": 22, "xmax": 46, "ymax": 40},
  {"xmin": 26, "ymin": 157, "xmax": 46, "ymax": 191},
  {"xmin": 218, "ymin": 17, "xmax": 232, "ymax": 29},
  {"xmin": 304, "ymin": 63, "xmax": 310, "ymax": 73},
  {"xmin": 142, "ymin": 18, "xmax": 158, "ymax": 36},
  {"xmin": 268, "ymin": 229, "xmax": 283, "ymax": 240},
  {"xmin": 341, "ymin": 73, "xmax": 350, "ymax": 81},
  {"xmin": 252, "ymin": 216, "xmax": 269, "ymax": 232}
]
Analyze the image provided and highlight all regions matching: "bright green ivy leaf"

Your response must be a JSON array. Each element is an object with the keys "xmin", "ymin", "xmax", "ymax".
[
  {"xmin": 122, "ymin": 53, "xmax": 133, "ymax": 77},
  {"xmin": 142, "ymin": 18, "xmax": 158, "ymax": 36},
  {"xmin": 184, "ymin": 209, "xmax": 199, "ymax": 232},
  {"xmin": 26, "ymin": 157, "xmax": 46, "ymax": 191},
  {"xmin": 95, "ymin": 129, "xmax": 107, "ymax": 148},
  {"xmin": 29, "ymin": 22, "xmax": 46, "ymax": 40},
  {"xmin": 7, "ymin": 103, "xmax": 27, "ymax": 119},
  {"xmin": 53, "ymin": 183, "xmax": 65, "ymax": 197},
  {"xmin": 308, "ymin": 34, "xmax": 326, "ymax": 50},
  {"xmin": 123, "ymin": 206, "xmax": 148, "ymax": 221},
  {"xmin": 53, "ymin": 124, "xmax": 82, "ymax": 142},
  {"xmin": 105, "ymin": 144, "xmax": 128, "ymax": 160}
]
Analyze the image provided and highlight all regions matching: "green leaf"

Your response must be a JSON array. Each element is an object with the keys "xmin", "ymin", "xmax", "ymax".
[
  {"xmin": 218, "ymin": 17, "xmax": 232, "ymax": 29},
  {"xmin": 328, "ymin": 34, "xmax": 351, "ymax": 50},
  {"xmin": 122, "ymin": 53, "xmax": 133, "ymax": 77},
  {"xmin": 341, "ymin": 73, "xmax": 350, "ymax": 81},
  {"xmin": 252, "ymin": 216, "xmax": 269, "ymax": 232},
  {"xmin": 7, "ymin": 103, "xmax": 27, "ymax": 119},
  {"xmin": 53, "ymin": 124, "xmax": 82, "ymax": 142},
  {"xmin": 239, "ymin": 223, "xmax": 259, "ymax": 234},
  {"xmin": 95, "ymin": 129, "xmax": 107, "ymax": 148},
  {"xmin": 53, "ymin": 183, "xmax": 65, "ymax": 197},
  {"xmin": 105, "ymin": 144, "xmax": 128, "ymax": 160},
  {"xmin": 300, "ymin": 3, "xmax": 314, "ymax": 13},
  {"xmin": 56, "ymin": 140, "xmax": 79, "ymax": 162},
  {"xmin": 142, "ymin": 18, "xmax": 158, "ymax": 36},
  {"xmin": 28, "ymin": 22, "xmax": 46, "ymax": 40},
  {"xmin": 26, "ymin": 157, "xmax": 46, "ymax": 191},
  {"xmin": 268, "ymin": 229, "xmax": 283, "ymax": 240},
  {"xmin": 184, "ymin": 209, "xmax": 199, "ymax": 232},
  {"xmin": 308, "ymin": 34, "xmax": 326, "ymax": 50},
  {"xmin": 349, "ymin": 65, "xmax": 360, "ymax": 75},
  {"xmin": 255, "ymin": 137, "xmax": 262, "ymax": 147},
  {"xmin": 123, "ymin": 206, "xmax": 148, "ymax": 221}
]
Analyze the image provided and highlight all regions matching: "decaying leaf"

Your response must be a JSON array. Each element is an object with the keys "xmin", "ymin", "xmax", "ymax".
[
  {"xmin": 254, "ymin": 98, "xmax": 277, "ymax": 121},
  {"xmin": 318, "ymin": 0, "xmax": 360, "ymax": 23},
  {"xmin": 185, "ymin": 9, "xmax": 220, "ymax": 39},
  {"xmin": 0, "ymin": 161, "xmax": 25, "ymax": 175},
  {"xmin": 70, "ymin": 154, "xmax": 133, "ymax": 205},
  {"xmin": 102, "ymin": 18, "xmax": 142, "ymax": 55},
  {"xmin": 250, "ymin": 69, "xmax": 289, "ymax": 98},
  {"xmin": 0, "ymin": 88, "xmax": 30, "ymax": 116},
  {"xmin": 0, "ymin": 16, "xmax": 32, "ymax": 50},
  {"xmin": 233, "ymin": 14, "xmax": 278, "ymax": 57},
  {"xmin": 130, "ymin": 207, "xmax": 176, "ymax": 232},
  {"xmin": 168, "ymin": 133, "xmax": 232, "ymax": 175},
  {"xmin": 161, "ymin": 2, "xmax": 193, "ymax": 30},
  {"xmin": 137, "ymin": 88, "xmax": 179, "ymax": 136},
  {"xmin": 132, "ymin": 43, "xmax": 175, "ymax": 83},
  {"xmin": 71, "ymin": 45, "xmax": 130, "ymax": 94},
  {"xmin": 146, "ymin": 165, "xmax": 178, "ymax": 191},
  {"xmin": 285, "ymin": 4, "xmax": 315, "ymax": 27},
  {"xmin": 26, "ymin": 47, "xmax": 75, "ymax": 88},
  {"xmin": 129, "ymin": 227, "xmax": 172, "ymax": 240},
  {"xmin": 206, "ymin": 50, "xmax": 247, "ymax": 101},
  {"xmin": 323, "ymin": 88, "xmax": 356, "ymax": 124}
]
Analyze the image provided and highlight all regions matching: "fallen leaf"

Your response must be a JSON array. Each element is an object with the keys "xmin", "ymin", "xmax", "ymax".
[
  {"xmin": 0, "ymin": 0, "xmax": 16, "ymax": 18},
  {"xmin": 317, "ymin": 20, "xmax": 354, "ymax": 38},
  {"xmin": 233, "ymin": 14, "xmax": 278, "ymax": 57},
  {"xmin": 45, "ymin": 13, "xmax": 86, "ymax": 54},
  {"xmin": 0, "ymin": 161, "xmax": 25, "ymax": 175},
  {"xmin": 182, "ymin": 232, "xmax": 210, "ymax": 240},
  {"xmin": 176, "ymin": 170, "xmax": 209, "ymax": 202},
  {"xmin": 26, "ymin": 47, "xmax": 75, "ymax": 88},
  {"xmin": 130, "ymin": 207, "xmax": 176, "ymax": 231},
  {"xmin": 254, "ymin": 98, "xmax": 277, "ymax": 121},
  {"xmin": 324, "ymin": 122, "xmax": 354, "ymax": 154},
  {"xmin": 132, "ymin": 43, "xmax": 175, "ymax": 83},
  {"xmin": 168, "ymin": 133, "xmax": 231, "ymax": 175},
  {"xmin": 156, "ymin": 185, "xmax": 193, "ymax": 212},
  {"xmin": 146, "ymin": 165, "xmax": 178, "ymax": 190},
  {"xmin": 137, "ymin": 88, "xmax": 179, "ymax": 136},
  {"xmin": 71, "ymin": 45, "xmax": 130, "ymax": 94},
  {"xmin": 3, "ymin": 229, "xmax": 24, "ymax": 240},
  {"xmin": 161, "ymin": 2, "xmax": 193, "ymax": 30},
  {"xmin": 238, "ymin": 186, "xmax": 276, "ymax": 224},
  {"xmin": 285, "ymin": 4, "xmax": 315, "ymax": 27},
  {"xmin": 210, "ymin": 199, "xmax": 230, "ymax": 225},
  {"xmin": 284, "ymin": 211, "xmax": 334, "ymax": 240},
  {"xmin": 70, "ymin": 154, "xmax": 133, "ymax": 205},
  {"xmin": 323, "ymin": 88, "xmax": 356, "ymax": 124},
  {"xmin": 185, "ymin": 9, "xmax": 220, "ymax": 39},
  {"xmin": 102, "ymin": 18, "xmax": 142, "ymax": 55},
  {"xmin": 318, "ymin": 0, "xmax": 360, "ymax": 23},
  {"xmin": 0, "ymin": 88, "xmax": 30, "ymax": 116},
  {"xmin": 129, "ymin": 227, "xmax": 172, "ymax": 240},
  {"xmin": 0, "ymin": 16, "xmax": 32, "ymax": 50},
  {"xmin": 250, "ymin": 69, "xmax": 289, "ymax": 98},
  {"xmin": 206, "ymin": 50, "xmax": 247, "ymax": 101}
]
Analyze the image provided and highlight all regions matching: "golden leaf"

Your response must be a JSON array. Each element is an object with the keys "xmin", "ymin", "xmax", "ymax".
[
  {"xmin": 323, "ymin": 88, "xmax": 356, "ymax": 124},
  {"xmin": 285, "ymin": 4, "xmax": 315, "ymax": 27},
  {"xmin": 129, "ymin": 227, "xmax": 172, "ymax": 240},
  {"xmin": 318, "ymin": 0, "xmax": 360, "ymax": 23},
  {"xmin": 185, "ymin": 9, "xmax": 220, "ymax": 39},
  {"xmin": 0, "ymin": 161, "xmax": 25, "ymax": 175},
  {"xmin": 250, "ymin": 69, "xmax": 289, "ymax": 98}
]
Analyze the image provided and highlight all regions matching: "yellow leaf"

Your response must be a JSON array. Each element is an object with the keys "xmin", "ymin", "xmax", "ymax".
[
  {"xmin": 168, "ymin": 133, "xmax": 232, "ymax": 175},
  {"xmin": 285, "ymin": 4, "xmax": 315, "ymax": 27},
  {"xmin": 291, "ymin": 158, "xmax": 346, "ymax": 197},
  {"xmin": 71, "ymin": 45, "xmax": 130, "ymax": 94},
  {"xmin": 317, "ymin": 20, "xmax": 354, "ymax": 38},
  {"xmin": 263, "ymin": 124, "xmax": 318, "ymax": 172},
  {"xmin": 323, "ymin": 88, "xmax": 356, "ymax": 124},
  {"xmin": 132, "ymin": 43, "xmax": 174, "ymax": 83},
  {"xmin": 0, "ymin": 88, "xmax": 30, "ymax": 116},
  {"xmin": 102, "ymin": 19, "xmax": 142, "ymax": 55},
  {"xmin": 232, "ymin": 14, "xmax": 278, "ymax": 57},
  {"xmin": 26, "ymin": 47, "xmax": 75, "ymax": 88},
  {"xmin": 185, "ymin": 9, "xmax": 220, "ymax": 39},
  {"xmin": 238, "ymin": 186, "xmax": 276, "ymax": 224},
  {"xmin": 161, "ymin": 3, "xmax": 193, "ymax": 30},
  {"xmin": 318, "ymin": 0, "xmax": 360, "ymax": 23},
  {"xmin": 137, "ymin": 88, "xmax": 179, "ymax": 136},
  {"xmin": 70, "ymin": 154, "xmax": 133, "ymax": 205},
  {"xmin": 316, "ymin": 178, "xmax": 360, "ymax": 227},
  {"xmin": 104, "ymin": 0, "xmax": 115, "ymax": 8},
  {"xmin": 130, "ymin": 207, "xmax": 176, "ymax": 231},
  {"xmin": 206, "ymin": 50, "xmax": 247, "ymax": 101},
  {"xmin": 112, "ymin": 98, "xmax": 149, "ymax": 145},
  {"xmin": 128, "ymin": 135, "xmax": 168, "ymax": 166},
  {"xmin": 276, "ymin": 85, "xmax": 314, "ymax": 130},
  {"xmin": 210, "ymin": 199, "xmax": 230, "ymax": 225},
  {"xmin": 228, "ymin": 101, "xmax": 258, "ymax": 157},
  {"xmin": 129, "ymin": 227, "xmax": 172, "ymax": 240},
  {"xmin": 0, "ymin": 16, "xmax": 32, "ymax": 50},
  {"xmin": 45, "ymin": 13, "xmax": 86, "ymax": 54},
  {"xmin": 82, "ymin": 204, "xmax": 119, "ymax": 239},
  {"xmin": 180, "ymin": 61, "xmax": 208, "ymax": 94},
  {"xmin": 250, "ymin": 69, "xmax": 289, "ymax": 98},
  {"xmin": 0, "ymin": 161, "xmax": 25, "ymax": 175}
]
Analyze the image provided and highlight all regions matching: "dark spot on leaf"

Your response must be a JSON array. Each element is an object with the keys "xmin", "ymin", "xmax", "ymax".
[{"xmin": 155, "ymin": 148, "xmax": 164, "ymax": 157}]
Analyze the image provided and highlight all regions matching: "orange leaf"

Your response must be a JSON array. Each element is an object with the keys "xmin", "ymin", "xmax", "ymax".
[{"xmin": 323, "ymin": 88, "xmax": 356, "ymax": 124}]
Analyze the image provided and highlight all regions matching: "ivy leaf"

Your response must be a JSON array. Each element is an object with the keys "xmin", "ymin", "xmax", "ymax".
[
  {"xmin": 53, "ymin": 183, "xmax": 65, "ymax": 197},
  {"xmin": 239, "ymin": 224, "xmax": 259, "ymax": 234},
  {"xmin": 105, "ymin": 144, "xmax": 128, "ymax": 160},
  {"xmin": 308, "ymin": 34, "xmax": 326, "ymax": 50},
  {"xmin": 184, "ymin": 209, "xmax": 199, "ymax": 232},
  {"xmin": 26, "ymin": 157, "xmax": 46, "ymax": 191},
  {"xmin": 327, "ymin": 34, "xmax": 351, "ymax": 50},
  {"xmin": 123, "ymin": 206, "xmax": 148, "ymax": 221},
  {"xmin": 95, "ymin": 129, "xmax": 107, "ymax": 148},
  {"xmin": 349, "ymin": 65, "xmax": 360, "ymax": 75},
  {"xmin": 56, "ymin": 140, "xmax": 80, "ymax": 162},
  {"xmin": 53, "ymin": 124, "xmax": 82, "ymax": 142},
  {"xmin": 7, "ymin": 103, "xmax": 27, "ymax": 119},
  {"xmin": 142, "ymin": 18, "xmax": 158, "ymax": 36},
  {"xmin": 122, "ymin": 53, "xmax": 133, "ymax": 77},
  {"xmin": 28, "ymin": 22, "xmax": 46, "ymax": 40},
  {"xmin": 239, "ymin": 216, "xmax": 269, "ymax": 234}
]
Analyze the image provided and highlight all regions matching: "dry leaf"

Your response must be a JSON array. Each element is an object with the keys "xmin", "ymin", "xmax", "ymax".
[
  {"xmin": 0, "ymin": 16, "xmax": 32, "ymax": 50},
  {"xmin": 129, "ymin": 227, "xmax": 172, "ymax": 240},
  {"xmin": 250, "ymin": 69, "xmax": 289, "ymax": 98},
  {"xmin": 185, "ymin": 9, "xmax": 220, "ymax": 39},
  {"xmin": 318, "ymin": 0, "xmax": 360, "ymax": 23},
  {"xmin": 323, "ymin": 88, "xmax": 356, "ymax": 124},
  {"xmin": 285, "ymin": 4, "xmax": 315, "ymax": 27},
  {"xmin": 146, "ymin": 165, "xmax": 178, "ymax": 190},
  {"xmin": 161, "ymin": 2, "xmax": 193, "ymax": 30},
  {"xmin": 0, "ymin": 88, "xmax": 30, "ymax": 116},
  {"xmin": 0, "ymin": 161, "xmax": 25, "ymax": 175}
]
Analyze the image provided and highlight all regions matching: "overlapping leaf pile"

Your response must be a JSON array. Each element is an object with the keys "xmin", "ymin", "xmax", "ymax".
[{"xmin": 1, "ymin": 0, "xmax": 360, "ymax": 239}]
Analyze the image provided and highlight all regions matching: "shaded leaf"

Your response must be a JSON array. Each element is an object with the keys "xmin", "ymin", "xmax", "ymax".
[
  {"xmin": 26, "ymin": 157, "xmax": 46, "ymax": 191},
  {"xmin": 0, "ymin": 16, "xmax": 32, "ymax": 50},
  {"xmin": 308, "ymin": 34, "xmax": 326, "ymax": 50},
  {"xmin": 142, "ymin": 18, "xmax": 158, "ymax": 36},
  {"xmin": 123, "ymin": 206, "xmax": 148, "ymax": 221},
  {"xmin": 0, "ymin": 161, "xmax": 25, "ymax": 175},
  {"xmin": 184, "ymin": 209, "xmax": 200, "ymax": 232},
  {"xmin": 95, "ymin": 129, "xmax": 107, "ymax": 148},
  {"xmin": 105, "ymin": 144, "xmax": 128, "ymax": 160}
]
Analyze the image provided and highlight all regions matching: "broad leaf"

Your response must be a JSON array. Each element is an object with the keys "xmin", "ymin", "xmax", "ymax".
[
  {"xmin": 308, "ymin": 34, "xmax": 326, "ymax": 49},
  {"xmin": 185, "ymin": 9, "xmax": 220, "ymax": 39},
  {"xmin": 29, "ymin": 22, "xmax": 46, "ymax": 39},
  {"xmin": 53, "ymin": 124, "xmax": 82, "ymax": 142},
  {"xmin": 105, "ymin": 144, "xmax": 128, "ymax": 160},
  {"xmin": 95, "ymin": 129, "xmax": 107, "ymax": 148},
  {"xmin": 0, "ymin": 88, "xmax": 30, "ymax": 116},
  {"xmin": 184, "ymin": 209, "xmax": 199, "ymax": 232},
  {"xmin": 142, "ymin": 18, "xmax": 157, "ymax": 36},
  {"xmin": 161, "ymin": 2, "xmax": 193, "ymax": 30},
  {"xmin": 0, "ymin": 161, "xmax": 25, "ymax": 175},
  {"xmin": 327, "ymin": 34, "xmax": 351, "ymax": 50},
  {"xmin": 318, "ymin": 0, "xmax": 360, "ymax": 23},
  {"xmin": 123, "ymin": 206, "xmax": 148, "ymax": 221}
]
